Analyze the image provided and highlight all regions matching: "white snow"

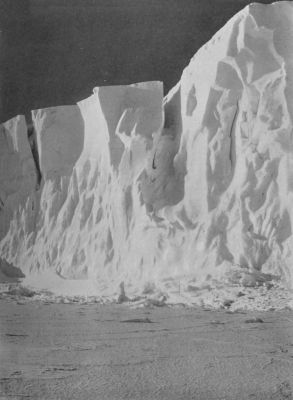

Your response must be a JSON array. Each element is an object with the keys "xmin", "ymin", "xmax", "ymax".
[
  {"xmin": 0, "ymin": 115, "xmax": 37, "ymax": 239},
  {"xmin": 33, "ymin": 106, "xmax": 85, "ymax": 179},
  {"xmin": 1, "ymin": 2, "xmax": 293, "ymax": 309}
]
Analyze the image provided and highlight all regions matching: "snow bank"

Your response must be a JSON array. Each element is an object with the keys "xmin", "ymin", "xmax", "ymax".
[{"xmin": 1, "ymin": 2, "xmax": 293, "ymax": 303}]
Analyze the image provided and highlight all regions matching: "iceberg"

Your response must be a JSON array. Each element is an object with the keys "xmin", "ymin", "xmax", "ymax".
[{"xmin": 1, "ymin": 2, "xmax": 293, "ymax": 301}]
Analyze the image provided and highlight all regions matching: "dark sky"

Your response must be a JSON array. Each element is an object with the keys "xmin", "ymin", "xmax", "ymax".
[{"xmin": 0, "ymin": 0, "xmax": 281, "ymax": 122}]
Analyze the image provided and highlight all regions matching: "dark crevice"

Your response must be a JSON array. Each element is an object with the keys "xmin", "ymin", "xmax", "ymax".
[
  {"xmin": 0, "ymin": 196, "xmax": 4, "ymax": 211},
  {"xmin": 229, "ymin": 101, "xmax": 239, "ymax": 174},
  {"xmin": 26, "ymin": 118, "xmax": 42, "ymax": 187},
  {"xmin": 152, "ymin": 152, "xmax": 157, "ymax": 169}
]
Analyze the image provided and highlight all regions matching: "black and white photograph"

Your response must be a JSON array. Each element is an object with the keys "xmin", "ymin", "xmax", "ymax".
[{"xmin": 1, "ymin": 0, "xmax": 293, "ymax": 398}]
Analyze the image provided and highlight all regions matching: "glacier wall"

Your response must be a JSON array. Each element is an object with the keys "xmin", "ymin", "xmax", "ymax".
[{"xmin": 1, "ymin": 2, "xmax": 293, "ymax": 296}]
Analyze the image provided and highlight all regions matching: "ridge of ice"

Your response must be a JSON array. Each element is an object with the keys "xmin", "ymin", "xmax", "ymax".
[{"xmin": 1, "ymin": 2, "xmax": 293, "ymax": 306}]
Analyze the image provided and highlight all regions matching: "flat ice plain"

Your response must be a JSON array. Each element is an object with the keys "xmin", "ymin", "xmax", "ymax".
[{"xmin": 1, "ymin": 295, "xmax": 293, "ymax": 400}]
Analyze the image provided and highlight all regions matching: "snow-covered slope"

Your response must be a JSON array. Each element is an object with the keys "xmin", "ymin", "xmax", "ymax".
[{"xmin": 1, "ymin": 2, "xmax": 293, "ymax": 303}]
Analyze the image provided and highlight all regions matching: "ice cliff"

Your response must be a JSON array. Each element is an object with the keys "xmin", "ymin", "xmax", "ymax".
[{"xmin": 1, "ymin": 1, "xmax": 293, "ymax": 299}]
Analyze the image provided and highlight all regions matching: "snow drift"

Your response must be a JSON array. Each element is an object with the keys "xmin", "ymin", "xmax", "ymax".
[{"xmin": 1, "ymin": 1, "xmax": 293, "ymax": 300}]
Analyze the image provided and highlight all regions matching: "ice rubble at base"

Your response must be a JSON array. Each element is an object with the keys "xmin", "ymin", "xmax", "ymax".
[{"xmin": 1, "ymin": 1, "xmax": 293, "ymax": 308}]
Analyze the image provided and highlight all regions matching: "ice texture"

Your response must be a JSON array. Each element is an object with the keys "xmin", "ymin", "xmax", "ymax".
[
  {"xmin": 0, "ymin": 116, "xmax": 38, "ymax": 239},
  {"xmin": 1, "ymin": 2, "xmax": 293, "ymax": 301}
]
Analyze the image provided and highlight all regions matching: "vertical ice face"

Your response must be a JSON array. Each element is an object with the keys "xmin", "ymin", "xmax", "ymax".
[
  {"xmin": 1, "ymin": 2, "xmax": 293, "ymax": 295},
  {"xmin": 0, "ymin": 116, "xmax": 37, "ymax": 239},
  {"xmin": 32, "ymin": 106, "xmax": 85, "ymax": 180},
  {"xmin": 0, "ymin": 82, "xmax": 165, "ymax": 286},
  {"xmin": 170, "ymin": 1, "xmax": 293, "ymax": 282}
]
